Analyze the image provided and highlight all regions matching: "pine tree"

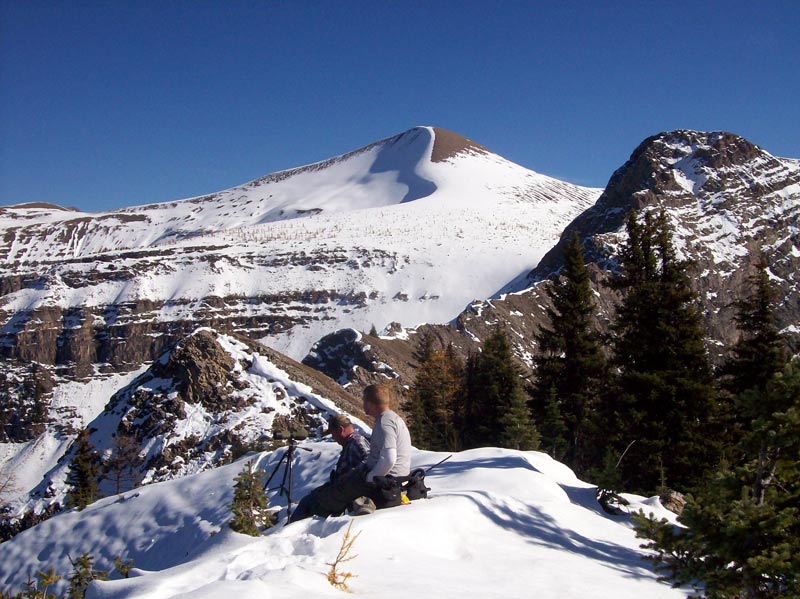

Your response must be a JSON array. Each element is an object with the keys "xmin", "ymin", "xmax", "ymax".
[
  {"xmin": 606, "ymin": 209, "xmax": 718, "ymax": 494},
  {"xmin": 65, "ymin": 430, "xmax": 102, "ymax": 510},
  {"xmin": 229, "ymin": 460, "xmax": 271, "ymax": 536},
  {"xmin": 724, "ymin": 257, "xmax": 787, "ymax": 397},
  {"xmin": 497, "ymin": 385, "xmax": 540, "ymax": 451},
  {"xmin": 635, "ymin": 360, "xmax": 800, "ymax": 598},
  {"xmin": 533, "ymin": 233, "xmax": 606, "ymax": 471},
  {"xmin": 538, "ymin": 385, "xmax": 568, "ymax": 460},
  {"xmin": 34, "ymin": 568, "xmax": 60, "ymax": 599},
  {"xmin": 463, "ymin": 329, "xmax": 539, "ymax": 450}
]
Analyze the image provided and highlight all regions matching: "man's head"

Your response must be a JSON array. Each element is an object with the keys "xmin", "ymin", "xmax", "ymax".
[
  {"xmin": 324, "ymin": 413, "xmax": 355, "ymax": 445},
  {"xmin": 362, "ymin": 384, "xmax": 392, "ymax": 418}
]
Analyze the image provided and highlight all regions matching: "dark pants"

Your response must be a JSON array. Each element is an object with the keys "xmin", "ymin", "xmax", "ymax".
[{"xmin": 289, "ymin": 468, "xmax": 375, "ymax": 522}]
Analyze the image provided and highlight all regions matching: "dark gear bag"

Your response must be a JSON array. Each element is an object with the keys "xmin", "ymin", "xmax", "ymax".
[
  {"xmin": 371, "ymin": 475, "xmax": 403, "ymax": 509},
  {"xmin": 403, "ymin": 468, "xmax": 430, "ymax": 500}
]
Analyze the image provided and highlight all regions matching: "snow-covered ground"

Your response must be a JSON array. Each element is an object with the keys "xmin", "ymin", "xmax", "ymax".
[{"xmin": 0, "ymin": 443, "xmax": 688, "ymax": 599}]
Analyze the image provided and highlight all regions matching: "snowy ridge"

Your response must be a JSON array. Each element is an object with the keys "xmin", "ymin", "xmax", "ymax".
[
  {"xmin": 2, "ymin": 329, "xmax": 366, "ymax": 518},
  {"xmin": 0, "ymin": 445, "xmax": 688, "ymax": 599}
]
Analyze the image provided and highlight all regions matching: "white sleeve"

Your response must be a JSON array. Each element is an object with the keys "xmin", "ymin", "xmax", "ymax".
[{"xmin": 366, "ymin": 447, "xmax": 397, "ymax": 482}]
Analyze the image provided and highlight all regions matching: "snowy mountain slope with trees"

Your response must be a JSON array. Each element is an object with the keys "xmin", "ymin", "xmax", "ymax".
[
  {"xmin": 1, "ymin": 329, "xmax": 369, "ymax": 523},
  {"xmin": 2, "ymin": 126, "xmax": 799, "ymax": 598},
  {"xmin": 0, "ymin": 444, "xmax": 689, "ymax": 599}
]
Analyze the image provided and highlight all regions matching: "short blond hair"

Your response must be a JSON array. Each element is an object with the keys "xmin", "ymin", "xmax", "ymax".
[{"xmin": 363, "ymin": 384, "xmax": 392, "ymax": 409}]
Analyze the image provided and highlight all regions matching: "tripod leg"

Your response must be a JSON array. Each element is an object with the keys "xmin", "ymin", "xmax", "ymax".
[
  {"xmin": 287, "ymin": 448, "xmax": 295, "ymax": 521},
  {"xmin": 264, "ymin": 449, "xmax": 288, "ymax": 491}
]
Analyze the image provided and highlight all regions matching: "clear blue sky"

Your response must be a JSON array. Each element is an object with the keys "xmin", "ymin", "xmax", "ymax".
[{"xmin": 2, "ymin": 1, "xmax": 798, "ymax": 212}]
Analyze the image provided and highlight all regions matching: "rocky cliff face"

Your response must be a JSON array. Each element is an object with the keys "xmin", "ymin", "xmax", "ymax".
[{"xmin": 522, "ymin": 130, "xmax": 800, "ymax": 360}]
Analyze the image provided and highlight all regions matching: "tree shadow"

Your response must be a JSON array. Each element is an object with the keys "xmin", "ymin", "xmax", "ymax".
[
  {"xmin": 454, "ymin": 489, "xmax": 654, "ymax": 582},
  {"xmin": 419, "ymin": 453, "xmax": 657, "ymax": 581}
]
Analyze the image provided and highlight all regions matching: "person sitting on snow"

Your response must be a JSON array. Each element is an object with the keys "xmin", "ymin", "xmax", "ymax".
[
  {"xmin": 289, "ymin": 384, "xmax": 412, "ymax": 522},
  {"xmin": 326, "ymin": 414, "xmax": 371, "ymax": 482},
  {"xmin": 289, "ymin": 413, "xmax": 370, "ymax": 521}
]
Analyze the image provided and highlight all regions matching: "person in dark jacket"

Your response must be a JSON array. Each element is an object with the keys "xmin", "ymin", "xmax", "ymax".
[
  {"xmin": 289, "ymin": 413, "xmax": 369, "ymax": 521},
  {"xmin": 289, "ymin": 385, "xmax": 412, "ymax": 522},
  {"xmin": 327, "ymin": 414, "xmax": 370, "ymax": 482}
]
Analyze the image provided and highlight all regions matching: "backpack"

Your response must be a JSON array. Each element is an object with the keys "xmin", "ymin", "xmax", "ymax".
[{"xmin": 372, "ymin": 469, "xmax": 430, "ymax": 508}]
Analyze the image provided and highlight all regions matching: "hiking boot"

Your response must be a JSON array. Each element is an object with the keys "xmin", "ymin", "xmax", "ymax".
[{"xmin": 348, "ymin": 496, "xmax": 376, "ymax": 516}]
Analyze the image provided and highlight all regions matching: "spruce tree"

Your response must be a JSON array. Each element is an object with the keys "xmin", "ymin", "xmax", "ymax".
[
  {"xmin": 607, "ymin": 209, "xmax": 718, "ymax": 494},
  {"xmin": 724, "ymin": 257, "xmax": 786, "ymax": 397},
  {"xmin": 35, "ymin": 568, "xmax": 60, "ymax": 599},
  {"xmin": 229, "ymin": 460, "xmax": 271, "ymax": 536},
  {"xmin": 533, "ymin": 233, "xmax": 606, "ymax": 471},
  {"xmin": 103, "ymin": 432, "xmax": 143, "ymax": 495},
  {"xmin": 463, "ymin": 329, "xmax": 539, "ymax": 450},
  {"xmin": 65, "ymin": 430, "xmax": 102, "ymax": 511},
  {"xmin": 538, "ymin": 386, "xmax": 568, "ymax": 460},
  {"xmin": 635, "ymin": 360, "xmax": 800, "ymax": 599}
]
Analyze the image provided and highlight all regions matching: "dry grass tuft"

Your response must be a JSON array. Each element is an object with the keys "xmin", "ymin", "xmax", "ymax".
[{"xmin": 326, "ymin": 521, "xmax": 361, "ymax": 591}]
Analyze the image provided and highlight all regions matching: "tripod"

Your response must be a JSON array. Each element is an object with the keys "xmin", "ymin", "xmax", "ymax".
[{"xmin": 263, "ymin": 435, "xmax": 312, "ymax": 522}]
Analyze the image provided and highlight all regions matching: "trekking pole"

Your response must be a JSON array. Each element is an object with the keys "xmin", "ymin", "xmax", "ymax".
[{"xmin": 423, "ymin": 454, "xmax": 452, "ymax": 473}]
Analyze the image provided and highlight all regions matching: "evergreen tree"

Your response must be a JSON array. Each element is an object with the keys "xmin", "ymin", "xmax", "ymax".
[
  {"xmin": 497, "ymin": 385, "xmax": 540, "ymax": 451},
  {"xmin": 103, "ymin": 432, "xmax": 143, "ymax": 495},
  {"xmin": 463, "ymin": 329, "xmax": 539, "ymax": 450},
  {"xmin": 229, "ymin": 460, "xmax": 271, "ymax": 536},
  {"xmin": 635, "ymin": 360, "xmax": 800, "ymax": 599},
  {"xmin": 406, "ymin": 343, "xmax": 464, "ymax": 451},
  {"xmin": 538, "ymin": 386, "xmax": 568, "ymax": 461},
  {"xmin": 67, "ymin": 553, "xmax": 107, "ymax": 599},
  {"xmin": 65, "ymin": 430, "xmax": 102, "ymax": 511},
  {"xmin": 724, "ymin": 257, "xmax": 786, "ymax": 397},
  {"xmin": 34, "ymin": 568, "xmax": 60, "ymax": 599},
  {"xmin": 533, "ymin": 233, "xmax": 606, "ymax": 471},
  {"xmin": 606, "ymin": 209, "xmax": 718, "ymax": 493}
]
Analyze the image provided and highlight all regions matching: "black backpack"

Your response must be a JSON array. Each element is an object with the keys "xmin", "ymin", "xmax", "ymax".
[
  {"xmin": 403, "ymin": 468, "xmax": 430, "ymax": 500},
  {"xmin": 372, "ymin": 469, "xmax": 431, "ymax": 508}
]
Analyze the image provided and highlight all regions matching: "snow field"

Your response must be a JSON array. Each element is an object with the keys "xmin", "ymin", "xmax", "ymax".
[{"xmin": 2, "ymin": 442, "xmax": 687, "ymax": 599}]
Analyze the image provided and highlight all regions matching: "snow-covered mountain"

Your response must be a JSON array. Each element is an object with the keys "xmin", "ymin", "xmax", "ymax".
[
  {"xmin": 0, "ymin": 444, "xmax": 691, "ymax": 599},
  {"xmin": 346, "ymin": 130, "xmax": 800, "ymax": 379},
  {"xmin": 0, "ymin": 126, "xmax": 599, "ymax": 534},
  {"xmin": 2, "ymin": 126, "xmax": 799, "ymax": 587},
  {"xmin": 0, "ymin": 126, "xmax": 599, "ymax": 374},
  {"xmin": 521, "ymin": 130, "xmax": 800, "ymax": 360}
]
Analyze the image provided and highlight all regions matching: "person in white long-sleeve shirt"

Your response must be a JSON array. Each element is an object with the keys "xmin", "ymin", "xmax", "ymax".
[
  {"xmin": 288, "ymin": 384, "xmax": 412, "ymax": 522},
  {"xmin": 362, "ymin": 383, "xmax": 411, "ymax": 482}
]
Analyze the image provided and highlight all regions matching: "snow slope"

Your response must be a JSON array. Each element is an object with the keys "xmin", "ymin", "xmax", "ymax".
[
  {"xmin": 0, "ymin": 444, "xmax": 689, "ymax": 599},
  {"xmin": 0, "ymin": 368, "xmax": 148, "ymax": 503}
]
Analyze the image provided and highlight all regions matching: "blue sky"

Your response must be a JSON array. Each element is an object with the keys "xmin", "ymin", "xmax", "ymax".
[{"xmin": 1, "ymin": 1, "xmax": 798, "ymax": 212}]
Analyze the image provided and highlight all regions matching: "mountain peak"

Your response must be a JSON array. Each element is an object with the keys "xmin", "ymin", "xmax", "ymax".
[
  {"xmin": 631, "ymin": 129, "xmax": 764, "ymax": 171},
  {"xmin": 429, "ymin": 127, "xmax": 490, "ymax": 163},
  {"xmin": 527, "ymin": 128, "xmax": 800, "ymax": 281}
]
